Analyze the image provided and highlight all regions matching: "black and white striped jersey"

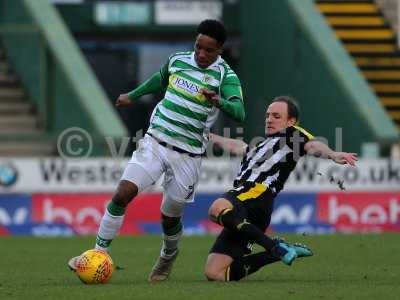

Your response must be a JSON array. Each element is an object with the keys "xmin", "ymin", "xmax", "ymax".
[{"xmin": 232, "ymin": 126, "xmax": 314, "ymax": 201}]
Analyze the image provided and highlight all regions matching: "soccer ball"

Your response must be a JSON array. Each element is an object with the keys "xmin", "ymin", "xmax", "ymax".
[{"xmin": 75, "ymin": 249, "xmax": 114, "ymax": 284}]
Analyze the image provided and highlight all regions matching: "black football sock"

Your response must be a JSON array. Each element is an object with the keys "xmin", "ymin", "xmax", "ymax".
[
  {"xmin": 226, "ymin": 251, "xmax": 279, "ymax": 281},
  {"xmin": 218, "ymin": 209, "xmax": 276, "ymax": 251}
]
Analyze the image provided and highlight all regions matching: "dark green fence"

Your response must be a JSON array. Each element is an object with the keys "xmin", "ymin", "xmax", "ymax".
[
  {"xmin": 0, "ymin": 0, "xmax": 127, "ymax": 156},
  {"xmin": 240, "ymin": 0, "xmax": 398, "ymax": 153}
]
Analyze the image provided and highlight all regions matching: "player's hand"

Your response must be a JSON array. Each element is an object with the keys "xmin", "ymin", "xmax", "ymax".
[
  {"xmin": 115, "ymin": 94, "xmax": 133, "ymax": 107},
  {"xmin": 200, "ymin": 88, "xmax": 220, "ymax": 107},
  {"xmin": 331, "ymin": 152, "xmax": 358, "ymax": 166}
]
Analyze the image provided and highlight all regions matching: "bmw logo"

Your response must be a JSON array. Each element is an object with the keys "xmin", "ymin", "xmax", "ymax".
[{"xmin": 0, "ymin": 163, "xmax": 18, "ymax": 187}]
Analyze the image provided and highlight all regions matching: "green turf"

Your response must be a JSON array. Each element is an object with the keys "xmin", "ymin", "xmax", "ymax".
[{"xmin": 0, "ymin": 234, "xmax": 399, "ymax": 300}]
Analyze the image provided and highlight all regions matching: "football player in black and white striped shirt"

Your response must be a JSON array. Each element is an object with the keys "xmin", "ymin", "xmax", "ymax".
[{"xmin": 205, "ymin": 96, "xmax": 357, "ymax": 282}]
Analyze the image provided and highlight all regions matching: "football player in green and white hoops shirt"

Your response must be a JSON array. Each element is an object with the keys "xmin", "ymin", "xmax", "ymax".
[{"xmin": 68, "ymin": 20, "xmax": 245, "ymax": 282}]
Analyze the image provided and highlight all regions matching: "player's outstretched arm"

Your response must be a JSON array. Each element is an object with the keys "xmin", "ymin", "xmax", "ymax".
[
  {"xmin": 209, "ymin": 133, "xmax": 248, "ymax": 156},
  {"xmin": 116, "ymin": 71, "xmax": 167, "ymax": 107},
  {"xmin": 304, "ymin": 140, "xmax": 358, "ymax": 166}
]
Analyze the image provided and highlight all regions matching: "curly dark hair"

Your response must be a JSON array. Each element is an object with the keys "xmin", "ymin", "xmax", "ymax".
[{"xmin": 197, "ymin": 19, "xmax": 227, "ymax": 45}]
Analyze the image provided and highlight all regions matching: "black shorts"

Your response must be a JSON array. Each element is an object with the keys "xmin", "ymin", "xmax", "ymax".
[{"xmin": 209, "ymin": 189, "xmax": 275, "ymax": 259}]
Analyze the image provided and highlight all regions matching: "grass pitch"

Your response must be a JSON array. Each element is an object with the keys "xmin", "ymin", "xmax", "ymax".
[{"xmin": 0, "ymin": 234, "xmax": 399, "ymax": 300}]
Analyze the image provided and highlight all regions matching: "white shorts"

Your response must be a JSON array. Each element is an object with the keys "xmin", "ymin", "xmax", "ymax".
[{"xmin": 121, "ymin": 134, "xmax": 202, "ymax": 217}]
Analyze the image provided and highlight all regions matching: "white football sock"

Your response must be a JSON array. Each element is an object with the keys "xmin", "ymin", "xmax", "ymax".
[{"xmin": 95, "ymin": 209, "xmax": 124, "ymax": 251}]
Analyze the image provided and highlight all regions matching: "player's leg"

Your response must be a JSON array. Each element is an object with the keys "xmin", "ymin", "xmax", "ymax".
[
  {"xmin": 205, "ymin": 229, "xmax": 279, "ymax": 282},
  {"xmin": 207, "ymin": 252, "xmax": 280, "ymax": 282},
  {"xmin": 205, "ymin": 253, "xmax": 233, "ymax": 281},
  {"xmin": 225, "ymin": 251, "xmax": 280, "ymax": 281},
  {"xmin": 68, "ymin": 136, "xmax": 165, "ymax": 271},
  {"xmin": 206, "ymin": 243, "xmax": 312, "ymax": 282},
  {"xmin": 95, "ymin": 136, "xmax": 165, "ymax": 252},
  {"xmin": 148, "ymin": 152, "xmax": 201, "ymax": 282},
  {"xmin": 68, "ymin": 177, "xmax": 142, "ymax": 271},
  {"xmin": 148, "ymin": 198, "xmax": 185, "ymax": 282},
  {"xmin": 160, "ymin": 209, "xmax": 183, "ymax": 258},
  {"xmin": 208, "ymin": 194, "xmax": 297, "ymax": 265},
  {"xmin": 94, "ymin": 179, "xmax": 139, "ymax": 251}
]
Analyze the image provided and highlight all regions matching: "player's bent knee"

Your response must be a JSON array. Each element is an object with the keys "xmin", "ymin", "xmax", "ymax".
[
  {"xmin": 160, "ymin": 197, "xmax": 185, "ymax": 218},
  {"xmin": 205, "ymin": 253, "xmax": 232, "ymax": 282},
  {"xmin": 204, "ymin": 271, "xmax": 216, "ymax": 281},
  {"xmin": 112, "ymin": 180, "xmax": 139, "ymax": 207},
  {"xmin": 204, "ymin": 266, "xmax": 225, "ymax": 282},
  {"xmin": 208, "ymin": 198, "xmax": 233, "ymax": 222}
]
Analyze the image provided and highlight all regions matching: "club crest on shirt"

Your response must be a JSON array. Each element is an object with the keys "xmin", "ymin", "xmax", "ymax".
[{"xmin": 202, "ymin": 74, "xmax": 212, "ymax": 84}]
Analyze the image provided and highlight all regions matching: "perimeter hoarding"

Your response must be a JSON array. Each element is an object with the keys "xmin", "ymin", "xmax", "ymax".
[
  {"xmin": 1, "ymin": 192, "xmax": 400, "ymax": 236},
  {"xmin": 0, "ymin": 158, "xmax": 399, "ymax": 193},
  {"xmin": 1, "ymin": 158, "xmax": 399, "ymax": 235}
]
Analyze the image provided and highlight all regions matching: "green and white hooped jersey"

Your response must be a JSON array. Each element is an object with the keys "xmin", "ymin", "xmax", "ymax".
[{"xmin": 147, "ymin": 51, "xmax": 242, "ymax": 154}]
